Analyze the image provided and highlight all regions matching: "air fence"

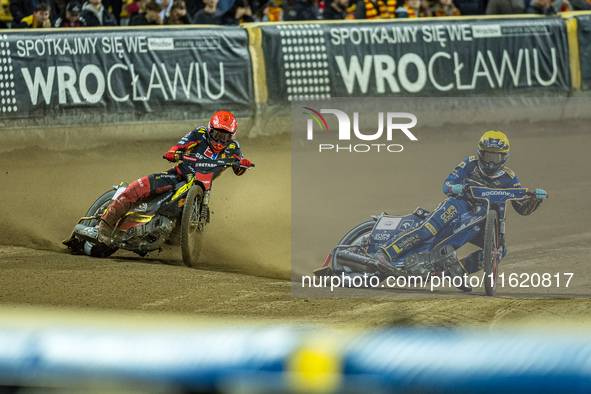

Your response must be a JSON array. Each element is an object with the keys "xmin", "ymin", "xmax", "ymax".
[
  {"xmin": 0, "ymin": 319, "xmax": 590, "ymax": 392},
  {"xmin": 2, "ymin": 13, "xmax": 591, "ymax": 392}
]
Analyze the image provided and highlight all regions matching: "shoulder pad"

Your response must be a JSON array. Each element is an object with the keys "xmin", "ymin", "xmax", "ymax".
[
  {"xmin": 457, "ymin": 156, "xmax": 472, "ymax": 169},
  {"xmin": 228, "ymin": 140, "xmax": 240, "ymax": 150},
  {"xmin": 197, "ymin": 127, "xmax": 207, "ymax": 134},
  {"xmin": 504, "ymin": 167, "xmax": 516, "ymax": 179},
  {"xmin": 468, "ymin": 155, "xmax": 478, "ymax": 162}
]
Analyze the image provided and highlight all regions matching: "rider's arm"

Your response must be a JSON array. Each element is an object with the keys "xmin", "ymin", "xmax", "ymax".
[
  {"xmin": 164, "ymin": 129, "xmax": 203, "ymax": 161},
  {"xmin": 442, "ymin": 156, "xmax": 474, "ymax": 196},
  {"xmin": 228, "ymin": 141, "xmax": 251, "ymax": 176}
]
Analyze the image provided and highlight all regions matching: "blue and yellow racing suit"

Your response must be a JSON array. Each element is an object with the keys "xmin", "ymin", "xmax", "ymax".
[{"xmin": 380, "ymin": 156, "xmax": 542, "ymax": 263}]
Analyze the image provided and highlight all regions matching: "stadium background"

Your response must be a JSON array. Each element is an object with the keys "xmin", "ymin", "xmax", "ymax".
[{"xmin": 1, "ymin": 11, "xmax": 591, "ymax": 392}]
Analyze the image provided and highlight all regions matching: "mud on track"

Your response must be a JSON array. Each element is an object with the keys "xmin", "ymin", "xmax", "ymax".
[{"xmin": 0, "ymin": 122, "xmax": 591, "ymax": 329}]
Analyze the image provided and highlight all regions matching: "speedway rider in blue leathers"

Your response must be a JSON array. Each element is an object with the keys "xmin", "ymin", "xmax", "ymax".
[{"xmin": 370, "ymin": 131, "xmax": 548, "ymax": 290}]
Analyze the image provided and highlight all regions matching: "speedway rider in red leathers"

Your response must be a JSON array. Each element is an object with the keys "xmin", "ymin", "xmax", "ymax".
[
  {"xmin": 97, "ymin": 111, "xmax": 252, "ymax": 244},
  {"xmin": 370, "ymin": 131, "xmax": 547, "ymax": 290}
]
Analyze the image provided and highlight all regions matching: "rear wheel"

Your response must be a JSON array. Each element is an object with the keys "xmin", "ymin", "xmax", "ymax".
[
  {"xmin": 333, "ymin": 220, "xmax": 389, "ymax": 282},
  {"xmin": 180, "ymin": 186, "xmax": 205, "ymax": 267},
  {"xmin": 483, "ymin": 210, "xmax": 499, "ymax": 296},
  {"xmin": 339, "ymin": 220, "xmax": 375, "ymax": 245},
  {"xmin": 81, "ymin": 189, "xmax": 119, "ymax": 258},
  {"xmin": 329, "ymin": 220, "xmax": 375, "ymax": 271}
]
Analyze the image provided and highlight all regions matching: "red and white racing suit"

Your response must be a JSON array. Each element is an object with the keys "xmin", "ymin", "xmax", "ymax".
[{"xmin": 99, "ymin": 127, "xmax": 248, "ymax": 235}]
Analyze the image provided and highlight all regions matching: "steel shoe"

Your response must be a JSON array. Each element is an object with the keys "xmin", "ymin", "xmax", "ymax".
[{"xmin": 445, "ymin": 259, "xmax": 472, "ymax": 293}]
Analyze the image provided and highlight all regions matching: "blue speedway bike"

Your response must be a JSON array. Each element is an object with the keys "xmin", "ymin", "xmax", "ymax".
[{"xmin": 314, "ymin": 183, "xmax": 538, "ymax": 296}]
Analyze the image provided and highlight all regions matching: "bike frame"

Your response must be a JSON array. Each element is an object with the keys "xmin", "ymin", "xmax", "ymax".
[
  {"xmin": 365, "ymin": 186, "xmax": 530, "ymax": 272},
  {"xmin": 114, "ymin": 156, "xmax": 238, "ymax": 242}
]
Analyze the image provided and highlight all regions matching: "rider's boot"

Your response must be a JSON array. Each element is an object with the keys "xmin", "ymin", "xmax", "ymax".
[
  {"xmin": 444, "ymin": 258, "xmax": 472, "ymax": 293},
  {"xmin": 459, "ymin": 250, "xmax": 483, "ymax": 274},
  {"xmin": 97, "ymin": 201, "xmax": 130, "ymax": 245},
  {"xmin": 367, "ymin": 249, "xmax": 400, "ymax": 276},
  {"xmin": 97, "ymin": 220, "xmax": 114, "ymax": 245},
  {"xmin": 96, "ymin": 177, "xmax": 152, "ymax": 245}
]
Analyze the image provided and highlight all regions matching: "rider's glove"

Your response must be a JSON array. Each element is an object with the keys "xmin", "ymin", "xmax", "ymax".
[
  {"xmin": 233, "ymin": 158, "xmax": 251, "ymax": 170},
  {"xmin": 534, "ymin": 188, "xmax": 548, "ymax": 200},
  {"xmin": 164, "ymin": 150, "xmax": 180, "ymax": 162},
  {"xmin": 451, "ymin": 184, "xmax": 464, "ymax": 196},
  {"xmin": 232, "ymin": 158, "xmax": 251, "ymax": 175},
  {"xmin": 239, "ymin": 158, "xmax": 252, "ymax": 168}
]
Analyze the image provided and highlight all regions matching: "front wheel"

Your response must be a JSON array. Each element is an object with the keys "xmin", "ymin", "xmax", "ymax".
[
  {"xmin": 483, "ymin": 210, "xmax": 500, "ymax": 296},
  {"xmin": 180, "ymin": 185, "xmax": 205, "ymax": 268}
]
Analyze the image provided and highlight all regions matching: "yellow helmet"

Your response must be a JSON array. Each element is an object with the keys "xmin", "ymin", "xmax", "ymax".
[{"xmin": 477, "ymin": 131, "xmax": 510, "ymax": 178}]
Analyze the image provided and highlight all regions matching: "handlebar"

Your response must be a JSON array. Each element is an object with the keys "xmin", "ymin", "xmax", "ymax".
[
  {"xmin": 448, "ymin": 187, "xmax": 547, "ymax": 199},
  {"xmin": 162, "ymin": 152, "xmax": 255, "ymax": 168}
]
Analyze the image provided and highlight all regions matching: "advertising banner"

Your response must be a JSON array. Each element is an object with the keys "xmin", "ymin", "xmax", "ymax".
[
  {"xmin": 576, "ymin": 14, "xmax": 591, "ymax": 90},
  {"xmin": 261, "ymin": 18, "xmax": 571, "ymax": 103},
  {"xmin": 0, "ymin": 28, "xmax": 254, "ymax": 122}
]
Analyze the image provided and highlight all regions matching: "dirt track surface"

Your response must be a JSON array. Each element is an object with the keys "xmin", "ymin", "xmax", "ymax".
[{"xmin": 1, "ymin": 123, "xmax": 591, "ymax": 330}]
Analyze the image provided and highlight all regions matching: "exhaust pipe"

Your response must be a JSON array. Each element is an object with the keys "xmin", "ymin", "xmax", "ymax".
[
  {"xmin": 334, "ymin": 250, "xmax": 371, "ymax": 271},
  {"xmin": 73, "ymin": 224, "xmax": 99, "ymax": 243},
  {"xmin": 335, "ymin": 249, "xmax": 404, "ymax": 276}
]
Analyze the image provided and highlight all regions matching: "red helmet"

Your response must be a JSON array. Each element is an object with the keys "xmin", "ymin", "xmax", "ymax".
[{"xmin": 207, "ymin": 111, "xmax": 237, "ymax": 153}]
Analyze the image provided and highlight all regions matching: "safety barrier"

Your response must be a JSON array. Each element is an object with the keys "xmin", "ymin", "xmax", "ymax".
[
  {"xmin": 251, "ymin": 16, "xmax": 572, "ymax": 103},
  {"xmin": 1, "ymin": 13, "xmax": 591, "ymax": 130},
  {"xmin": 0, "ymin": 26, "xmax": 254, "ymax": 127}
]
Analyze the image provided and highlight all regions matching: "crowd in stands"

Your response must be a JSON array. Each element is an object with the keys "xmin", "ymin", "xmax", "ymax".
[{"xmin": 1, "ymin": 0, "xmax": 590, "ymax": 29}]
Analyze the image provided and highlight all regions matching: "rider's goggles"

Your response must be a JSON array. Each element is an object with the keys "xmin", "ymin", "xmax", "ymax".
[
  {"xmin": 481, "ymin": 151, "xmax": 506, "ymax": 165},
  {"xmin": 211, "ymin": 128, "xmax": 233, "ymax": 143}
]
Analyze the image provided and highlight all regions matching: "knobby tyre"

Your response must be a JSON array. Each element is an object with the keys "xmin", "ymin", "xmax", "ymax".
[
  {"xmin": 180, "ymin": 185, "xmax": 205, "ymax": 268},
  {"xmin": 336, "ymin": 220, "xmax": 374, "ymax": 269},
  {"xmin": 336, "ymin": 220, "xmax": 391, "ymax": 282},
  {"xmin": 82, "ymin": 189, "xmax": 119, "ymax": 258},
  {"xmin": 339, "ymin": 220, "xmax": 375, "ymax": 245},
  {"xmin": 483, "ymin": 210, "xmax": 499, "ymax": 296}
]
